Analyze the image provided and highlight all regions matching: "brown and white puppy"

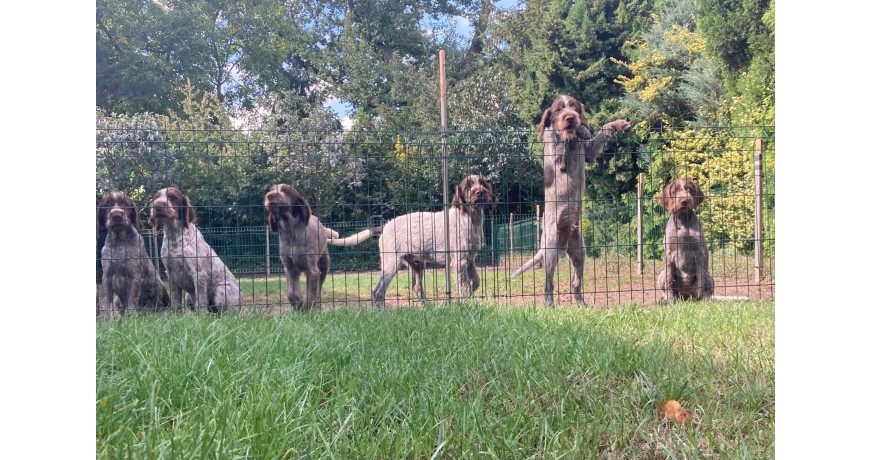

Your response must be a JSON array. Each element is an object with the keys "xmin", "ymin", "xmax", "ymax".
[
  {"xmin": 510, "ymin": 95, "xmax": 631, "ymax": 306},
  {"xmin": 97, "ymin": 191, "xmax": 169, "ymax": 314},
  {"xmin": 264, "ymin": 184, "xmax": 339, "ymax": 311},
  {"xmin": 657, "ymin": 178, "xmax": 714, "ymax": 301},
  {"xmin": 329, "ymin": 175, "xmax": 496, "ymax": 310},
  {"xmin": 149, "ymin": 187, "xmax": 242, "ymax": 313}
]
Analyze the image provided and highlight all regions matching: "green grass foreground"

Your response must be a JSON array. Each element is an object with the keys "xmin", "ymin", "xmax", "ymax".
[{"xmin": 96, "ymin": 301, "xmax": 774, "ymax": 459}]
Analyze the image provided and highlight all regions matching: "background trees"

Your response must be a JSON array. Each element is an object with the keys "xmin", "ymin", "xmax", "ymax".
[{"xmin": 96, "ymin": 0, "xmax": 774, "ymax": 255}]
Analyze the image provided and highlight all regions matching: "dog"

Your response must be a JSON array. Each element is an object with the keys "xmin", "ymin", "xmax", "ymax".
[
  {"xmin": 264, "ymin": 184, "xmax": 340, "ymax": 311},
  {"xmin": 149, "ymin": 187, "xmax": 242, "ymax": 312},
  {"xmin": 97, "ymin": 191, "xmax": 170, "ymax": 314},
  {"xmin": 328, "ymin": 174, "xmax": 496, "ymax": 309},
  {"xmin": 510, "ymin": 95, "xmax": 631, "ymax": 306},
  {"xmin": 656, "ymin": 178, "xmax": 714, "ymax": 301}
]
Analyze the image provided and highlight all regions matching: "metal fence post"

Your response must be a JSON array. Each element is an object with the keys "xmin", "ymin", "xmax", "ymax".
[
  {"xmin": 754, "ymin": 138, "xmax": 764, "ymax": 283},
  {"xmin": 439, "ymin": 49, "xmax": 451, "ymax": 303},
  {"xmin": 637, "ymin": 173, "xmax": 644, "ymax": 275}
]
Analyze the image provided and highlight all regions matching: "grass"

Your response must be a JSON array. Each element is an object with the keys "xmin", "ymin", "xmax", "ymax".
[{"xmin": 96, "ymin": 300, "xmax": 774, "ymax": 459}]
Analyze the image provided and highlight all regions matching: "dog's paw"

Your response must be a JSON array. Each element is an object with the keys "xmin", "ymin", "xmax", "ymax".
[{"xmin": 603, "ymin": 119, "xmax": 631, "ymax": 135}]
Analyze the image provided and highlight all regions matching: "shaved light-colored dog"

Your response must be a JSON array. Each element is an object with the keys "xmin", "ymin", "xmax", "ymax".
[
  {"xmin": 264, "ymin": 184, "xmax": 339, "ymax": 311},
  {"xmin": 328, "ymin": 175, "xmax": 496, "ymax": 309},
  {"xmin": 510, "ymin": 95, "xmax": 631, "ymax": 306}
]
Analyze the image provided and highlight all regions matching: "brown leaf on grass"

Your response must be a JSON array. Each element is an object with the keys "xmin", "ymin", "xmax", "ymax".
[{"xmin": 658, "ymin": 400, "xmax": 691, "ymax": 424}]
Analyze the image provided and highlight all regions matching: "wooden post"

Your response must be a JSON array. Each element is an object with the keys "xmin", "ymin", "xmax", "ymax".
[
  {"xmin": 754, "ymin": 138, "xmax": 764, "ymax": 283},
  {"xmin": 439, "ymin": 49, "xmax": 451, "ymax": 303},
  {"xmin": 637, "ymin": 173, "xmax": 644, "ymax": 275}
]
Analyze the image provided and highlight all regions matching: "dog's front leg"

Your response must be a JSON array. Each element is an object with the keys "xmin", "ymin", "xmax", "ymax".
[{"xmin": 305, "ymin": 270, "xmax": 321, "ymax": 311}]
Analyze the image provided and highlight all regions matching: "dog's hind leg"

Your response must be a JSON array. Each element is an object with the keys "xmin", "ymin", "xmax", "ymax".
[
  {"xmin": 407, "ymin": 258, "xmax": 426, "ymax": 300},
  {"xmin": 372, "ymin": 253, "xmax": 401, "ymax": 310},
  {"xmin": 565, "ymin": 225, "xmax": 587, "ymax": 305},
  {"xmin": 541, "ymin": 226, "xmax": 564, "ymax": 307}
]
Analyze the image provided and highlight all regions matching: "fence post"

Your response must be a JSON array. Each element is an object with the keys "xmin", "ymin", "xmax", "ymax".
[
  {"xmin": 637, "ymin": 173, "xmax": 644, "ymax": 275},
  {"xmin": 439, "ymin": 49, "xmax": 452, "ymax": 303},
  {"xmin": 535, "ymin": 204, "xmax": 540, "ymax": 252},
  {"xmin": 509, "ymin": 212, "xmax": 514, "ymax": 262},
  {"xmin": 265, "ymin": 226, "xmax": 270, "ymax": 307},
  {"xmin": 754, "ymin": 138, "xmax": 764, "ymax": 283}
]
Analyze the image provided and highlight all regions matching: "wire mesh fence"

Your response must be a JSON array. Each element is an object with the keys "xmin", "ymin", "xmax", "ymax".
[{"xmin": 96, "ymin": 124, "xmax": 775, "ymax": 314}]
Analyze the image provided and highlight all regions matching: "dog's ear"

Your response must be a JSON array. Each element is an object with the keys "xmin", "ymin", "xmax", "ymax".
[
  {"xmin": 291, "ymin": 195, "xmax": 311, "ymax": 223},
  {"xmin": 125, "ymin": 197, "xmax": 140, "ymax": 229},
  {"xmin": 267, "ymin": 209, "xmax": 280, "ymax": 233},
  {"xmin": 537, "ymin": 107, "xmax": 552, "ymax": 140},
  {"xmin": 689, "ymin": 180, "xmax": 704, "ymax": 207},
  {"xmin": 479, "ymin": 176, "xmax": 498, "ymax": 210},
  {"xmin": 452, "ymin": 177, "xmax": 471, "ymax": 208},
  {"xmin": 659, "ymin": 182, "xmax": 674, "ymax": 212},
  {"xmin": 180, "ymin": 192, "xmax": 196, "ymax": 228},
  {"xmin": 97, "ymin": 195, "xmax": 109, "ymax": 234}
]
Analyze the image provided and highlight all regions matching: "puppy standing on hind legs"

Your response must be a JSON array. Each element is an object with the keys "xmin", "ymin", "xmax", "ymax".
[{"xmin": 509, "ymin": 95, "xmax": 631, "ymax": 307}]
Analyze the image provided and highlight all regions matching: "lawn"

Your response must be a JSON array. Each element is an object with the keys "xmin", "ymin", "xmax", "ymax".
[{"xmin": 96, "ymin": 300, "xmax": 774, "ymax": 458}]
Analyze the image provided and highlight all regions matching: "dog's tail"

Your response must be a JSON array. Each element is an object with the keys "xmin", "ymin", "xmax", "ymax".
[
  {"xmin": 327, "ymin": 226, "xmax": 383, "ymax": 247},
  {"xmin": 510, "ymin": 249, "xmax": 544, "ymax": 279},
  {"xmin": 323, "ymin": 226, "xmax": 340, "ymax": 239}
]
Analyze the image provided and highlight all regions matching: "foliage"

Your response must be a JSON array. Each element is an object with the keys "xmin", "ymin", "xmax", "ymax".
[{"xmin": 644, "ymin": 128, "xmax": 756, "ymax": 253}]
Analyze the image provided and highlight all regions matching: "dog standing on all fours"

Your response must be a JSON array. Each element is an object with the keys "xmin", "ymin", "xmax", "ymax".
[
  {"xmin": 328, "ymin": 175, "xmax": 496, "ymax": 310},
  {"xmin": 97, "ymin": 191, "xmax": 170, "ymax": 314},
  {"xmin": 149, "ymin": 187, "xmax": 242, "ymax": 313},
  {"xmin": 656, "ymin": 178, "xmax": 715, "ymax": 302},
  {"xmin": 264, "ymin": 184, "xmax": 340, "ymax": 311},
  {"xmin": 510, "ymin": 95, "xmax": 631, "ymax": 306}
]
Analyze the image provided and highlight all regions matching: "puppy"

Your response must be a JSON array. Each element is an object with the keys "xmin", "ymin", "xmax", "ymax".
[
  {"xmin": 97, "ymin": 191, "xmax": 170, "ymax": 313},
  {"xmin": 264, "ymin": 184, "xmax": 339, "ymax": 311},
  {"xmin": 657, "ymin": 178, "xmax": 714, "ymax": 301},
  {"xmin": 329, "ymin": 175, "xmax": 496, "ymax": 309},
  {"xmin": 149, "ymin": 187, "xmax": 242, "ymax": 312},
  {"xmin": 510, "ymin": 95, "xmax": 631, "ymax": 306}
]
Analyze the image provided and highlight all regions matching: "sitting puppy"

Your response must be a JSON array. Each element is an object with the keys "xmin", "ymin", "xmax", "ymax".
[
  {"xmin": 149, "ymin": 187, "xmax": 242, "ymax": 313},
  {"xmin": 97, "ymin": 191, "xmax": 169, "ymax": 314},
  {"xmin": 328, "ymin": 175, "xmax": 496, "ymax": 310},
  {"xmin": 264, "ymin": 184, "xmax": 339, "ymax": 311},
  {"xmin": 657, "ymin": 178, "xmax": 714, "ymax": 301}
]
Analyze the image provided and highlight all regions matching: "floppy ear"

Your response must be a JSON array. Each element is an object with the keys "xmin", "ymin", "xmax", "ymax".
[
  {"xmin": 267, "ymin": 210, "xmax": 280, "ymax": 233},
  {"xmin": 537, "ymin": 108, "xmax": 552, "ymax": 140},
  {"xmin": 658, "ymin": 182, "xmax": 673, "ymax": 212},
  {"xmin": 291, "ymin": 196, "xmax": 311, "ymax": 222},
  {"xmin": 690, "ymin": 180, "xmax": 704, "ymax": 207},
  {"xmin": 126, "ymin": 199, "xmax": 140, "ymax": 229},
  {"xmin": 97, "ymin": 197, "xmax": 108, "ymax": 234},
  {"xmin": 479, "ymin": 177, "xmax": 497, "ymax": 210},
  {"xmin": 181, "ymin": 193, "xmax": 196, "ymax": 228},
  {"xmin": 451, "ymin": 177, "xmax": 470, "ymax": 208}
]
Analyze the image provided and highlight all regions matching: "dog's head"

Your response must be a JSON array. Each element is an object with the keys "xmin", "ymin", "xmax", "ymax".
[
  {"xmin": 149, "ymin": 187, "xmax": 196, "ymax": 230},
  {"xmin": 659, "ymin": 178, "xmax": 704, "ymax": 216},
  {"xmin": 537, "ymin": 95, "xmax": 591, "ymax": 141},
  {"xmin": 452, "ymin": 175, "xmax": 497, "ymax": 213},
  {"xmin": 98, "ymin": 191, "xmax": 139, "ymax": 235},
  {"xmin": 264, "ymin": 183, "xmax": 311, "ymax": 232}
]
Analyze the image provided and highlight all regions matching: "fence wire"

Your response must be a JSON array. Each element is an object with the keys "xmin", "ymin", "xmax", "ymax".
[{"xmin": 96, "ymin": 126, "xmax": 775, "ymax": 313}]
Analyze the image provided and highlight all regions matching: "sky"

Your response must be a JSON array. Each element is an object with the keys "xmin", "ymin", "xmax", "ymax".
[{"xmin": 327, "ymin": 0, "xmax": 520, "ymax": 129}]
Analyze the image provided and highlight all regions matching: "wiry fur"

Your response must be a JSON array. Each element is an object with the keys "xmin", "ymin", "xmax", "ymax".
[
  {"xmin": 510, "ymin": 95, "xmax": 631, "ymax": 306},
  {"xmin": 656, "ymin": 178, "xmax": 714, "ymax": 301},
  {"xmin": 97, "ymin": 191, "xmax": 169, "ymax": 314},
  {"xmin": 264, "ymin": 184, "xmax": 339, "ymax": 311},
  {"xmin": 149, "ymin": 187, "xmax": 242, "ymax": 313},
  {"xmin": 329, "ymin": 175, "xmax": 496, "ymax": 310}
]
